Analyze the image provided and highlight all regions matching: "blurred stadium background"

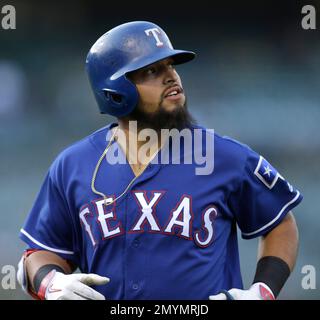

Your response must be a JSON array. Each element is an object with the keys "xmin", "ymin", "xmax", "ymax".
[{"xmin": 0, "ymin": 0, "xmax": 319, "ymax": 299}]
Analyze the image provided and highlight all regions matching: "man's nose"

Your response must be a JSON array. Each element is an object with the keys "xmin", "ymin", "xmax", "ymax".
[{"xmin": 163, "ymin": 67, "xmax": 178, "ymax": 85}]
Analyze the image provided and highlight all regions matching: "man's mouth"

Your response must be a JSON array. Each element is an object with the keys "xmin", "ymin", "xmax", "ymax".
[{"xmin": 164, "ymin": 86, "xmax": 184, "ymax": 100}]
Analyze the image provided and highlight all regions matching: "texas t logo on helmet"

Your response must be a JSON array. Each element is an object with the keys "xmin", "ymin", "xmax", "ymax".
[{"xmin": 144, "ymin": 27, "xmax": 165, "ymax": 47}]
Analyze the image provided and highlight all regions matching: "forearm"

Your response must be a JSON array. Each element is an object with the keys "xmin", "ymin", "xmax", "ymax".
[
  {"xmin": 253, "ymin": 211, "xmax": 299, "ymax": 297},
  {"xmin": 25, "ymin": 250, "xmax": 73, "ymax": 291},
  {"xmin": 258, "ymin": 211, "xmax": 299, "ymax": 271}
]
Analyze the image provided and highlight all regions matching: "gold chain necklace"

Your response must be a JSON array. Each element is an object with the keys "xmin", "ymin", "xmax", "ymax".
[{"xmin": 91, "ymin": 126, "xmax": 159, "ymax": 206}]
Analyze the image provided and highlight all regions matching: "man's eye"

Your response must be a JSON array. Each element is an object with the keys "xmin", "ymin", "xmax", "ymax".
[{"xmin": 146, "ymin": 67, "xmax": 156, "ymax": 75}]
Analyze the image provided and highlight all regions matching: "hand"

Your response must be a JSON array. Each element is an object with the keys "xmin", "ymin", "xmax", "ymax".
[
  {"xmin": 38, "ymin": 270, "xmax": 110, "ymax": 300},
  {"xmin": 209, "ymin": 282, "xmax": 275, "ymax": 300}
]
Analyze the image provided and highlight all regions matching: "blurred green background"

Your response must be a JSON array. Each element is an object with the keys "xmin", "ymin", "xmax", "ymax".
[{"xmin": 0, "ymin": 0, "xmax": 319, "ymax": 299}]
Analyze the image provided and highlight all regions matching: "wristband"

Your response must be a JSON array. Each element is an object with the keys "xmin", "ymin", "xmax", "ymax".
[
  {"xmin": 33, "ymin": 264, "xmax": 65, "ymax": 294},
  {"xmin": 253, "ymin": 256, "xmax": 290, "ymax": 298}
]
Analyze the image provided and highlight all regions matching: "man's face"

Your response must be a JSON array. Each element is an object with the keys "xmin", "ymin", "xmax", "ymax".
[{"xmin": 125, "ymin": 57, "xmax": 195, "ymax": 131}]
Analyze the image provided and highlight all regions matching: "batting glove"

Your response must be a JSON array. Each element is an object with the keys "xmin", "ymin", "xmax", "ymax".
[
  {"xmin": 38, "ymin": 270, "xmax": 110, "ymax": 300},
  {"xmin": 209, "ymin": 282, "xmax": 275, "ymax": 300}
]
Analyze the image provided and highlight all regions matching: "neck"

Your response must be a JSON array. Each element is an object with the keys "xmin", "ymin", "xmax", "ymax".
[
  {"xmin": 117, "ymin": 119, "xmax": 163, "ymax": 148},
  {"xmin": 115, "ymin": 119, "xmax": 162, "ymax": 167}
]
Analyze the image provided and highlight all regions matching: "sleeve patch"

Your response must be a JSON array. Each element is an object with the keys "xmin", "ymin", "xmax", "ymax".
[{"xmin": 254, "ymin": 156, "xmax": 281, "ymax": 189}]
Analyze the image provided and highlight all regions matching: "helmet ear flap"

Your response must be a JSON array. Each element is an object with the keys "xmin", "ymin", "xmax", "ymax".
[
  {"xmin": 103, "ymin": 89, "xmax": 123, "ymax": 105},
  {"xmin": 96, "ymin": 77, "xmax": 139, "ymax": 116}
]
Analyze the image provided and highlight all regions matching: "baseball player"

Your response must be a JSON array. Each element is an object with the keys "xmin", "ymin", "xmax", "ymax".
[{"xmin": 17, "ymin": 21, "xmax": 303, "ymax": 300}]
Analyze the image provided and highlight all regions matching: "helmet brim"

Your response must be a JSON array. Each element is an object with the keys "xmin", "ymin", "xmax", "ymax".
[
  {"xmin": 111, "ymin": 49, "xmax": 196, "ymax": 80},
  {"xmin": 170, "ymin": 50, "xmax": 196, "ymax": 65}
]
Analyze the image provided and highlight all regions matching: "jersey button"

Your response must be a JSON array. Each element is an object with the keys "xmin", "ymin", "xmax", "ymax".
[
  {"xmin": 132, "ymin": 239, "xmax": 140, "ymax": 248},
  {"xmin": 132, "ymin": 283, "xmax": 139, "ymax": 290}
]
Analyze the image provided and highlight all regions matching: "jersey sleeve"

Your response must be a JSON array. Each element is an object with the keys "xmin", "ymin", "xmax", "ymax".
[
  {"xmin": 19, "ymin": 159, "xmax": 79, "ymax": 265},
  {"xmin": 230, "ymin": 148, "xmax": 303, "ymax": 239}
]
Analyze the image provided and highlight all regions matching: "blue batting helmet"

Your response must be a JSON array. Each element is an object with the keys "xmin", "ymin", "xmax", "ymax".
[{"xmin": 85, "ymin": 21, "xmax": 196, "ymax": 117}]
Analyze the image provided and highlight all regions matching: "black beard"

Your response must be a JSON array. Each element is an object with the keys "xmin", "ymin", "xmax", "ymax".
[{"xmin": 122, "ymin": 101, "xmax": 197, "ymax": 132}]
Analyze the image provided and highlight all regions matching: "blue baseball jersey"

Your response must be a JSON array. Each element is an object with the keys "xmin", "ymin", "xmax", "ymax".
[{"xmin": 20, "ymin": 123, "xmax": 303, "ymax": 300}]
